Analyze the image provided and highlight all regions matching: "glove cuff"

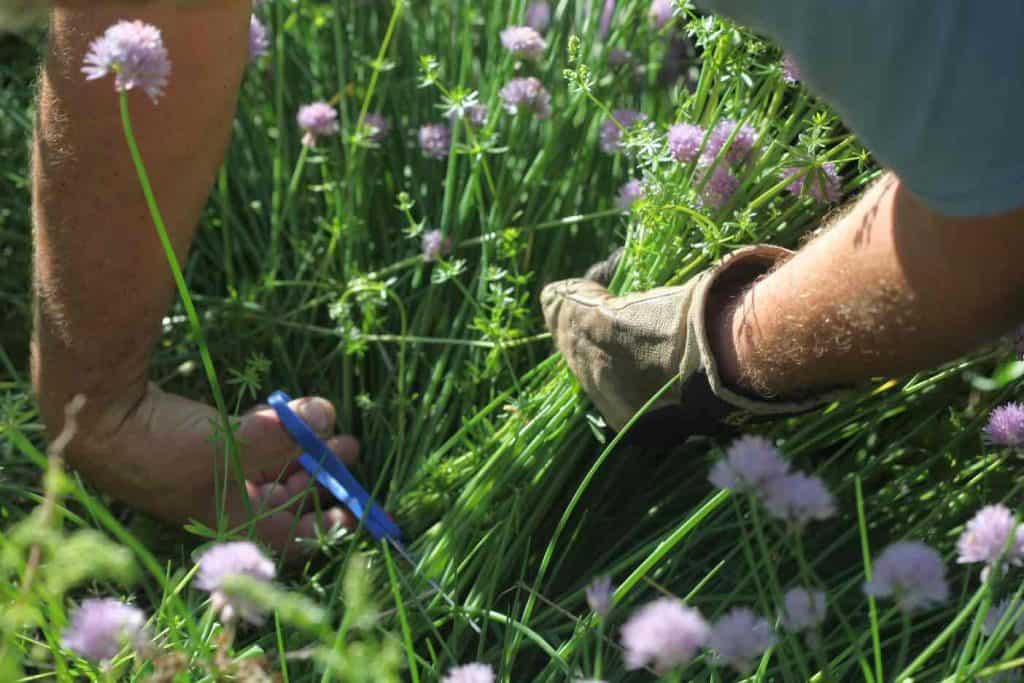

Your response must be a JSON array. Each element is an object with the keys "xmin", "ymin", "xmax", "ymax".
[{"xmin": 679, "ymin": 245, "xmax": 846, "ymax": 425}]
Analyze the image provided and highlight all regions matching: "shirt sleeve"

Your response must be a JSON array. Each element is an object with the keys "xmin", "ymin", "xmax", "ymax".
[{"xmin": 698, "ymin": 0, "xmax": 1024, "ymax": 217}]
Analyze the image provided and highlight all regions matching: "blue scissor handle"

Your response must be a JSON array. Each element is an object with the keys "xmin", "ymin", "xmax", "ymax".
[{"xmin": 267, "ymin": 391, "xmax": 403, "ymax": 543}]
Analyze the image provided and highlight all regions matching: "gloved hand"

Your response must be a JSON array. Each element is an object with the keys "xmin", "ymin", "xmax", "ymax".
[{"xmin": 541, "ymin": 245, "xmax": 838, "ymax": 446}]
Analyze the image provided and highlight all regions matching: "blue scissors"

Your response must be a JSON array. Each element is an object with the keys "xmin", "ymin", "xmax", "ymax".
[{"xmin": 267, "ymin": 390, "xmax": 478, "ymax": 631}]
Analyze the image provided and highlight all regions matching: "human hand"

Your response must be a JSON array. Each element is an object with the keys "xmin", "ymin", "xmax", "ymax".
[
  {"xmin": 68, "ymin": 383, "xmax": 358, "ymax": 554},
  {"xmin": 540, "ymin": 245, "xmax": 802, "ymax": 446}
]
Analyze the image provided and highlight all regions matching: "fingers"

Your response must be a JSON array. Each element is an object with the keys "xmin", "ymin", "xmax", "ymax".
[
  {"xmin": 235, "ymin": 396, "xmax": 336, "ymax": 476},
  {"xmin": 327, "ymin": 434, "xmax": 360, "ymax": 465},
  {"xmin": 296, "ymin": 508, "xmax": 353, "ymax": 540},
  {"xmin": 227, "ymin": 426, "xmax": 362, "ymax": 555}
]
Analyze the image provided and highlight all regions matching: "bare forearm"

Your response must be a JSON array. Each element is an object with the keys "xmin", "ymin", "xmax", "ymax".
[
  {"xmin": 717, "ymin": 173, "xmax": 1024, "ymax": 397},
  {"xmin": 31, "ymin": 1, "xmax": 248, "ymax": 435}
]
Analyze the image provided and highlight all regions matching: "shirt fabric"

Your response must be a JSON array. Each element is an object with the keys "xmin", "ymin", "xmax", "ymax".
[{"xmin": 699, "ymin": 0, "xmax": 1024, "ymax": 217}]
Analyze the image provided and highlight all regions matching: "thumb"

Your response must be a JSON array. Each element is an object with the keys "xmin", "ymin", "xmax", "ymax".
[{"xmin": 235, "ymin": 396, "xmax": 336, "ymax": 475}]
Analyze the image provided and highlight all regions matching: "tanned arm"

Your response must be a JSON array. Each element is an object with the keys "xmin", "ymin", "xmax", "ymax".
[{"xmin": 32, "ymin": 1, "xmax": 356, "ymax": 551}]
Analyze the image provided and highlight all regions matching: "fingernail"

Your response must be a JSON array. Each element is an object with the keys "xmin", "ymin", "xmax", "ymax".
[
  {"xmin": 325, "ymin": 508, "xmax": 347, "ymax": 528},
  {"xmin": 297, "ymin": 398, "xmax": 331, "ymax": 433}
]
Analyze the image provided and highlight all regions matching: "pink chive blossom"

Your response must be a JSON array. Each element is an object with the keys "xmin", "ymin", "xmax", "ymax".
[
  {"xmin": 194, "ymin": 541, "xmax": 276, "ymax": 625},
  {"xmin": 499, "ymin": 77, "xmax": 552, "ymax": 119},
  {"xmin": 621, "ymin": 598, "xmax": 709, "ymax": 673},
  {"xmin": 956, "ymin": 504, "xmax": 1024, "ymax": 567},
  {"xmin": 617, "ymin": 179, "xmax": 644, "ymax": 211},
  {"xmin": 667, "ymin": 123, "xmax": 705, "ymax": 163},
  {"xmin": 761, "ymin": 473, "xmax": 836, "ymax": 526},
  {"xmin": 599, "ymin": 109, "xmax": 647, "ymax": 154},
  {"xmin": 361, "ymin": 113, "xmax": 390, "ymax": 143},
  {"xmin": 648, "ymin": 0, "xmax": 674, "ymax": 29},
  {"xmin": 706, "ymin": 119, "xmax": 757, "ymax": 165},
  {"xmin": 421, "ymin": 229, "xmax": 453, "ymax": 262},
  {"xmin": 451, "ymin": 104, "xmax": 489, "ymax": 130},
  {"xmin": 780, "ymin": 588, "xmax": 827, "ymax": 632},
  {"xmin": 783, "ymin": 163, "xmax": 842, "ymax": 204},
  {"xmin": 297, "ymin": 102, "xmax": 339, "ymax": 148},
  {"xmin": 697, "ymin": 163, "xmax": 740, "ymax": 210},
  {"xmin": 984, "ymin": 403, "xmax": 1024, "ymax": 447},
  {"xmin": 82, "ymin": 20, "xmax": 171, "ymax": 103},
  {"xmin": 709, "ymin": 435, "xmax": 790, "ymax": 494},
  {"xmin": 442, "ymin": 663, "xmax": 494, "ymax": 683},
  {"xmin": 608, "ymin": 48, "xmax": 633, "ymax": 67},
  {"xmin": 863, "ymin": 541, "xmax": 949, "ymax": 613},
  {"xmin": 62, "ymin": 599, "xmax": 148, "ymax": 663},
  {"xmin": 525, "ymin": 2, "xmax": 551, "ymax": 33},
  {"xmin": 707, "ymin": 608, "xmax": 775, "ymax": 673},
  {"xmin": 781, "ymin": 52, "xmax": 801, "ymax": 83},
  {"xmin": 983, "ymin": 599, "xmax": 1024, "ymax": 637},
  {"xmin": 500, "ymin": 25, "xmax": 546, "ymax": 60},
  {"xmin": 418, "ymin": 123, "xmax": 452, "ymax": 160},
  {"xmin": 585, "ymin": 576, "xmax": 614, "ymax": 617},
  {"xmin": 249, "ymin": 15, "xmax": 269, "ymax": 63}
]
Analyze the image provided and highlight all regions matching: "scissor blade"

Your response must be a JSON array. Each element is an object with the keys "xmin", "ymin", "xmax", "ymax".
[{"xmin": 388, "ymin": 538, "xmax": 481, "ymax": 635}]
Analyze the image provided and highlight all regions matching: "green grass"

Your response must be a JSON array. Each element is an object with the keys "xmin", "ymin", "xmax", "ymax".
[{"xmin": 2, "ymin": 2, "xmax": 1024, "ymax": 681}]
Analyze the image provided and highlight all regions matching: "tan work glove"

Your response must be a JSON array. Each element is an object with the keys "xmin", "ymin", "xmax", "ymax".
[{"xmin": 541, "ymin": 245, "xmax": 839, "ymax": 446}]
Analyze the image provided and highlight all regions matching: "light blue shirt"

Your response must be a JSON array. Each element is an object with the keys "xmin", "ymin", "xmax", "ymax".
[{"xmin": 701, "ymin": 1, "xmax": 1024, "ymax": 217}]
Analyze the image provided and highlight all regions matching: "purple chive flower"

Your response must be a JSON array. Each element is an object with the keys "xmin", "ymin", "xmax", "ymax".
[
  {"xmin": 62, "ymin": 599, "xmax": 147, "ymax": 663},
  {"xmin": 442, "ymin": 663, "xmax": 494, "ymax": 683},
  {"xmin": 761, "ymin": 473, "xmax": 836, "ymax": 526},
  {"xmin": 499, "ymin": 77, "xmax": 552, "ymax": 119},
  {"xmin": 707, "ymin": 608, "xmax": 775, "ymax": 673},
  {"xmin": 781, "ymin": 52, "xmax": 801, "ymax": 83},
  {"xmin": 617, "ymin": 179, "xmax": 644, "ymax": 211},
  {"xmin": 697, "ymin": 163, "xmax": 740, "ymax": 210},
  {"xmin": 500, "ymin": 25, "xmax": 546, "ymax": 60},
  {"xmin": 709, "ymin": 435, "xmax": 790, "ymax": 494},
  {"xmin": 983, "ymin": 599, "xmax": 1024, "ymax": 636},
  {"xmin": 586, "ymin": 576, "xmax": 614, "ymax": 617},
  {"xmin": 418, "ymin": 123, "xmax": 452, "ymax": 160},
  {"xmin": 297, "ymin": 102, "xmax": 340, "ymax": 148},
  {"xmin": 956, "ymin": 504, "xmax": 1024, "ymax": 568},
  {"xmin": 864, "ymin": 541, "xmax": 949, "ymax": 613},
  {"xmin": 667, "ymin": 123, "xmax": 705, "ymax": 163},
  {"xmin": 621, "ymin": 598, "xmax": 709, "ymax": 673},
  {"xmin": 361, "ymin": 112, "xmax": 390, "ymax": 143},
  {"xmin": 249, "ymin": 15, "xmax": 269, "ymax": 63},
  {"xmin": 598, "ymin": 0, "xmax": 615, "ymax": 38},
  {"xmin": 780, "ymin": 588, "xmax": 827, "ymax": 632},
  {"xmin": 451, "ymin": 104, "xmax": 489, "ymax": 130},
  {"xmin": 599, "ymin": 109, "xmax": 647, "ymax": 154},
  {"xmin": 525, "ymin": 1, "xmax": 551, "ymax": 33},
  {"xmin": 984, "ymin": 403, "xmax": 1024, "ymax": 447},
  {"xmin": 706, "ymin": 119, "xmax": 757, "ymax": 165},
  {"xmin": 421, "ymin": 229, "xmax": 453, "ymax": 262},
  {"xmin": 783, "ymin": 163, "xmax": 842, "ymax": 204},
  {"xmin": 194, "ymin": 541, "xmax": 276, "ymax": 625},
  {"xmin": 466, "ymin": 104, "xmax": 489, "ymax": 128},
  {"xmin": 82, "ymin": 20, "xmax": 171, "ymax": 103},
  {"xmin": 608, "ymin": 48, "xmax": 633, "ymax": 67},
  {"xmin": 648, "ymin": 0, "xmax": 674, "ymax": 29}
]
